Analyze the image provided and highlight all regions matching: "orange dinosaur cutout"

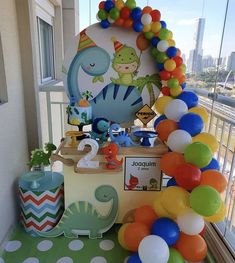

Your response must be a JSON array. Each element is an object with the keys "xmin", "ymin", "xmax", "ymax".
[{"xmin": 101, "ymin": 143, "xmax": 123, "ymax": 169}]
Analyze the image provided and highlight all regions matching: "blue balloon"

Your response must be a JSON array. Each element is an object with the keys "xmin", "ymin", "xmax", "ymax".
[
  {"xmin": 100, "ymin": 19, "xmax": 110, "ymax": 28},
  {"xmin": 153, "ymin": 115, "xmax": 167, "ymax": 129},
  {"xmin": 151, "ymin": 37, "xmax": 159, "ymax": 47},
  {"xmin": 104, "ymin": 0, "xmax": 114, "ymax": 12},
  {"xmin": 167, "ymin": 177, "xmax": 177, "ymax": 187},
  {"xmin": 179, "ymin": 113, "xmax": 204, "ymax": 136},
  {"xmin": 178, "ymin": 91, "xmax": 198, "ymax": 109},
  {"xmin": 133, "ymin": 21, "xmax": 144, "ymax": 32},
  {"xmin": 160, "ymin": 20, "xmax": 167, "ymax": 28},
  {"xmin": 157, "ymin": 63, "xmax": 164, "ymax": 71},
  {"xmin": 127, "ymin": 253, "xmax": 142, "ymax": 263},
  {"xmin": 181, "ymin": 82, "xmax": 187, "ymax": 89},
  {"xmin": 131, "ymin": 7, "xmax": 142, "ymax": 21},
  {"xmin": 201, "ymin": 158, "xmax": 220, "ymax": 172},
  {"xmin": 151, "ymin": 218, "xmax": 180, "ymax": 245},
  {"xmin": 166, "ymin": 46, "xmax": 177, "ymax": 58}
]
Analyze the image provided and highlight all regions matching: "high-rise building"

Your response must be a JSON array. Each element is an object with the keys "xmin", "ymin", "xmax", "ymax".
[
  {"xmin": 226, "ymin": 52, "xmax": 235, "ymax": 71},
  {"xmin": 188, "ymin": 18, "xmax": 205, "ymax": 73},
  {"xmin": 202, "ymin": 55, "xmax": 214, "ymax": 69}
]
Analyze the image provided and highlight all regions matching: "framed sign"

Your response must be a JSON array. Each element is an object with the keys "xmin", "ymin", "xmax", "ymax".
[{"xmin": 124, "ymin": 157, "xmax": 162, "ymax": 191}]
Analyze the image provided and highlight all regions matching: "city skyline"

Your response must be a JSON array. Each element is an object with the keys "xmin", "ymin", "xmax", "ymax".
[{"xmin": 79, "ymin": 0, "xmax": 234, "ymax": 59}]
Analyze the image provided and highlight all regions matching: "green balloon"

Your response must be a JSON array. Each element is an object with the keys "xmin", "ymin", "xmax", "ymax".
[
  {"xmin": 168, "ymin": 248, "xmax": 184, "ymax": 263},
  {"xmin": 98, "ymin": 9, "xmax": 108, "ymax": 20},
  {"xmin": 190, "ymin": 185, "xmax": 222, "ymax": 217},
  {"xmin": 125, "ymin": 0, "xmax": 136, "ymax": 9},
  {"xmin": 168, "ymin": 78, "xmax": 179, "ymax": 89},
  {"xmin": 184, "ymin": 142, "xmax": 212, "ymax": 168},
  {"xmin": 145, "ymin": 32, "xmax": 155, "ymax": 40},
  {"xmin": 156, "ymin": 52, "xmax": 168, "ymax": 64},
  {"xmin": 109, "ymin": 7, "xmax": 120, "ymax": 20},
  {"xmin": 158, "ymin": 28, "xmax": 170, "ymax": 40}
]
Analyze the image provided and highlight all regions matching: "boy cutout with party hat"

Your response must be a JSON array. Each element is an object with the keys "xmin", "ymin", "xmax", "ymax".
[{"xmin": 110, "ymin": 36, "xmax": 140, "ymax": 86}]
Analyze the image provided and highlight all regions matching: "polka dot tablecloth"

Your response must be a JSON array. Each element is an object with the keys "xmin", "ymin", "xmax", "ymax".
[{"xmin": 1, "ymin": 224, "xmax": 130, "ymax": 263}]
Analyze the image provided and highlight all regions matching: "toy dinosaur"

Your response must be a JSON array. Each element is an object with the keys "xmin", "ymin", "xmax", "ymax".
[
  {"xmin": 109, "ymin": 123, "xmax": 137, "ymax": 147},
  {"xmin": 101, "ymin": 143, "xmax": 123, "ymax": 169},
  {"xmin": 90, "ymin": 117, "xmax": 110, "ymax": 144},
  {"xmin": 38, "ymin": 185, "xmax": 118, "ymax": 239},
  {"xmin": 29, "ymin": 143, "xmax": 57, "ymax": 169}
]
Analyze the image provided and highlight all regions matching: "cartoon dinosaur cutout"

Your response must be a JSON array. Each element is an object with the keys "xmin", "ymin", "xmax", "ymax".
[
  {"xmin": 38, "ymin": 185, "xmax": 118, "ymax": 239},
  {"xmin": 125, "ymin": 174, "xmax": 139, "ymax": 190},
  {"xmin": 101, "ymin": 143, "xmax": 123, "ymax": 169}
]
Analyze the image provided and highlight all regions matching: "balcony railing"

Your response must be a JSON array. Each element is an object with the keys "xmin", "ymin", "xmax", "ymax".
[{"xmin": 39, "ymin": 84, "xmax": 235, "ymax": 258}]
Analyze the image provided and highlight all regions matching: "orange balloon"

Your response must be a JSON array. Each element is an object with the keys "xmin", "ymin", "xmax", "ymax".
[
  {"xmin": 160, "ymin": 152, "xmax": 185, "ymax": 177},
  {"xmin": 136, "ymin": 33, "xmax": 149, "ymax": 51},
  {"xmin": 176, "ymin": 233, "xmax": 207, "ymax": 262},
  {"xmin": 200, "ymin": 169, "xmax": 227, "ymax": 193},
  {"xmin": 178, "ymin": 74, "xmax": 186, "ymax": 84},
  {"xmin": 114, "ymin": 18, "xmax": 124, "ymax": 26},
  {"xmin": 124, "ymin": 222, "xmax": 150, "ymax": 252},
  {"xmin": 156, "ymin": 119, "xmax": 178, "ymax": 142},
  {"xmin": 134, "ymin": 205, "xmax": 158, "ymax": 228},
  {"xmin": 142, "ymin": 6, "xmax": 152, "ymax": 14},
  {"xmin": 171, "ymin": 67, "xmax": 183, "ymax": 79},
  {"xmin": 124, "ymin": 18, "xmax": 133, "ymax": 28}
]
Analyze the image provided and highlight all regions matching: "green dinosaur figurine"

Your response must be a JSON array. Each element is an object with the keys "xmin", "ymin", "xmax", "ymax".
[{"xmin": 29, "ymin": 143, "xmax": 57, "ymax": 169}]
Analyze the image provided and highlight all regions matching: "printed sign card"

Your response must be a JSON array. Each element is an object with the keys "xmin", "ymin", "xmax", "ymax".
[{"xmin": 124, "ymin": 157, "xmax": 162, "ymax": 191}]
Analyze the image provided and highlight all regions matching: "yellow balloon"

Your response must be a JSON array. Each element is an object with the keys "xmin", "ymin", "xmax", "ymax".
[
  {"xmin": 143, "ymin": 24, "xmax": 152, "ymax": 33},
  {"xmin": 170, "ymin": 86, "xmax": 183, "ymax": 97},
  {"xmin": 153, "ymin": 192, "xmax": 175, "ymax": 219},
  {"xmin": 193, "ymin": 132, "xmax": 219, "ymax": 153},
  {"xmin": 189, "ymin": 106, "xmax": 209, "ymax": 124},
  {"xmin": 164, "ymin": 59, "xmax": 176, "ymax": 72},
  {"xmin": 168, "ymin": 30, "xmax": 173, "ymax": 39},
  {"xmin": 151, "ymin": 22, "xmax": 161, "ymax": 33},
  {"xmin": 115, "ymin": 0, "xmax": 124, "ymax": 9},
  {"xmin": 161, "ymin": 186, "xmax": 190, "ymax": 217},
  {"xmin": 154, "ymin": 96, "xmax": 173, "ymax": 114},
  {"xmin": 204, "ymin": 202, "xmax": 226, "ymax": 223},
  {"xmin": 168, "ymin": 39, "xmax": 176, "ymax": 47},
  {"xmin": 118, "ymin": 223, "xmax": 130, "ymax": 249}
]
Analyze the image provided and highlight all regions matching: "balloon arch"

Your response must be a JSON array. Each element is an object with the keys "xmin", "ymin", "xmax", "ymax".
[{"xmin": 97, "ymin": 1, "xmax": 227, "ymax": 263}]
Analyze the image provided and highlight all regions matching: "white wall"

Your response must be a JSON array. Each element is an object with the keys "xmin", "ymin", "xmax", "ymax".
[{"xmin": 0, "ymin": 0, "xmax": 28, "ymax": 244}]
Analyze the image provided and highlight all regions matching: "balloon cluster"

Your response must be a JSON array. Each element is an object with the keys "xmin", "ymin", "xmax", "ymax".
[
  {"xmin": 97, "ymin": 1, "xmax": 228, "ymax": 262},
  {"xmin": 118, "ymin": 204, "xmax": 208, "ymax": 263}
]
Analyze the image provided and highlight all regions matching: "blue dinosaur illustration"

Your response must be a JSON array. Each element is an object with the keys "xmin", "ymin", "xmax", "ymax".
[
  {"xmin": 38, "ymin": 185, "xmax": 118, "ymax": 239},
  {"xmin": 66, "ymin": 30, "xmax": 143, "ymax": 124},
  {"xmin": 109, "ymin": 123, "xmax": 137, "ymax": 147},
  {"xmin": 89, "ymin": 117, "xmax": 110, "ymax": 144}
]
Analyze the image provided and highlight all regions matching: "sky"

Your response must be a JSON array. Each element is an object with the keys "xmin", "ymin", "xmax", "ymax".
[{"xmin": 78, "ymin": 0, "xmax": 235, "ymax": 60}]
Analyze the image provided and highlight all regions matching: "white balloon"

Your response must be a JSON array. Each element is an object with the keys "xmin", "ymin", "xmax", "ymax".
[
  {"xmin": 177, "ymin": 209, "xmax": 205, "ymax": 235},
  {"xmin": 164, "ymin": 99, "xmax": 188, "ymax": 121},
  {"xmin": 167, "ymin": 130, "xmax": 192, "ymax": 153},
  {"xmin": 157, "ymin": 40, "xmax": 169, "ymax": 52},
  {"xmin": 138, "ymin": 235, "xmax": 169, "ymax": 263},
  {"xmin": 108, "ymin": 17, "xmax": 115, "ymax": 24},
  {"xmin": 141, "ymin": 14, "xmax": 152, "ymax": 25},
  {"xmin": 96, "ymin": 14, "xmax": 101, "ymax": 21}
]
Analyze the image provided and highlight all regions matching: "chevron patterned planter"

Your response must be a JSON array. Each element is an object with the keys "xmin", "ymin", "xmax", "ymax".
[{"xmin": 19, "ymin": 171, "xmax": 64, "ymax": 236}]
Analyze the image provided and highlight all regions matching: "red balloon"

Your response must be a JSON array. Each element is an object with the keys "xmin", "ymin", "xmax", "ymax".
[
  {"xmin": 159, "ymin": 70, "xmax": 171, "ymax": 81},
  {"xmin": 173, "ymin": 56, "xmax": 183, "ymax": 66},
  {"xmin": 150, "ymin": 10, "xmax": 161, "ymax": 21},
  {"xmin": 123, "ymin": 18, "xmax": 133, "ymax": 28},
  {"xmin": 99, "ymin": 1, "xmax": 105, "ymax": 9},
  {"xmin": 136, "ymin": 33, "xmax": 149, "ymax": 51},
  {"xmin": 175, "ymin": 163, "xmax": 201, "ymax": 190},
  {"xmin": 199, "ymin": 224, "xmax": 206, "ymax": 236},
  {"xmin": 161, "ymin": 86, "xmax": 170, "ymax": 96},
  {"xmin": 115, "ymin": 18, "xmax": 124, "ymax": 26},
  {"xmin": 120, "ymin": 7, "xmax": 131, "ymax": 19}
]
